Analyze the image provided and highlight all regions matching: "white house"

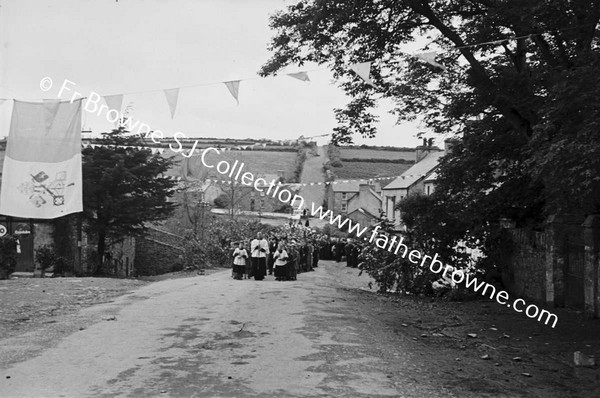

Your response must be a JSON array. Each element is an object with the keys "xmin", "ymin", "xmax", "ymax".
[{"xmin": 382, "ymin": 139, "xmax": 456, "ymax": 230}]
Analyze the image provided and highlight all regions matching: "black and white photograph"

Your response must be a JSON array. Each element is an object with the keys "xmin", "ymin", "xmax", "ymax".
[{"xmin": 0, "ymin": 0, "xmax": 599, "ymax": 397}]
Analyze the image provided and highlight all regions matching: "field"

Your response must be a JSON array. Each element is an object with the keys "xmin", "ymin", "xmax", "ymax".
[
  {"xmin": 331, "ymin": 161, "xmax": 411, "ymax": 180},
  {"xmin": 339, "ymin": 148, "xmax": 415, "ymax": 161},
  {"xmin": 164, "ymin": 149, "xmax": 297, "ymax": 181}
]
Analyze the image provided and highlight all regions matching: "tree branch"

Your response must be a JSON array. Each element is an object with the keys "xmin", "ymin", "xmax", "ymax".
[{"xmin": 411, "ymin": 0, "xmax": 533, "ymax": 141}]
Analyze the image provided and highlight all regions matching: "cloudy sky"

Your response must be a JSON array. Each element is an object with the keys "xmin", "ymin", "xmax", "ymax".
[{"xmin": 0, "ymin": 0, "xmax": 426, "ymax": 147}]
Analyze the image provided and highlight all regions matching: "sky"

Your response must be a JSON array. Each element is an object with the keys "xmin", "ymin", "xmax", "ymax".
[{"xmin": 0, "ymin": 0, "xmax": 428, "ymax": 147}]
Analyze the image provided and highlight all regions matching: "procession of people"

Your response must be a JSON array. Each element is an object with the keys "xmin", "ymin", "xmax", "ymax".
[{"xmin": 231, "ymin": 227, "xmax": 359, "ymax": 281}]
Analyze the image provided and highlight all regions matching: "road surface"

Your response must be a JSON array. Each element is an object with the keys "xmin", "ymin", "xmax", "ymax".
[
  {"xmin": 297, "ymin": 146, "xmax": 327, "ymax": 210},
  {"xmin": 0, "ymin": 261, "xmax": 444, "ymax": 398}
]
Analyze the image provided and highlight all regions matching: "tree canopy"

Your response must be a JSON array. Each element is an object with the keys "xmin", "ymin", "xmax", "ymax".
[
  {"xmin": 82, "ymin": 128, "xmax": 177, "ymax": 273},
  {"xmin": 261, "ymin": 0, "xmax": 600, "ymax": 218}
]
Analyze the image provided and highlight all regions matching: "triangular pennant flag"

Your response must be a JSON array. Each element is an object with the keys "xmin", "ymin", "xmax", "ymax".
[
  {"xmin": 287, "ymin": 72, "xmax": 310, "ymax": 82},
  {"xmin": 163, "ymin": 88, "xmax": 180, "ymax": 119},
  {"xmin": 224, "ymin": 81, "xmax": 240, "ymax": 105},
  {"xmin": 414, "ymin": 52, "xmax": 446, "ymax": 71},
  {"xmin": 103, "ymin": 94, "xmax": 124, "ymax": 126},
  {"xmin": 262, "ymin": 143, "xmax": 266, "ymax": 147},
  {"xmin": 349, "ymin": 62, "xmax": 376, "ymax": 87},
  {"xmin": 42, "ymin": 99, "xmax": 61, "ymax": 133}
]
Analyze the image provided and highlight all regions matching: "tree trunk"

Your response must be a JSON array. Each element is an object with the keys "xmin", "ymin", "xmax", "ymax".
[{"xmin": 96, "ymin": 230, "xmax": 106, "ymax": 275}]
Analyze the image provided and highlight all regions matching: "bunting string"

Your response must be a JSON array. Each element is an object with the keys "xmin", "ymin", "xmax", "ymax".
[
  {"xmin": 0, "ymin": 22, "xmax": 597, "ymax": 107},
  {"xmin": 176, "ymin": 173, "xmax": 427, "ymax": 188}
]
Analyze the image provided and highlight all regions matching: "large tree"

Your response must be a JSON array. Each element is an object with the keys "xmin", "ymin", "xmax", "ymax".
[
  {"xmin": 82, "ymin": 128, "xmax": 177, "ymax": 274},
  {"xmin": 260, "ymin": 0, "xmax": 600, "ymax": 220}
]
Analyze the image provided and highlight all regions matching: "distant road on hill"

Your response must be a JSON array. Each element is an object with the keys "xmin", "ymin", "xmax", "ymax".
[{"xmin": 297, "ymin": 145, "xmax": 328, "ymax": 211}]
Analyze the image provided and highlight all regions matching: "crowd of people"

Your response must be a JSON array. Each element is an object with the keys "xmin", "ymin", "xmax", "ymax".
[{"xmin": 231, "ymin": 228, "xmax": 361, "ymax": 281}]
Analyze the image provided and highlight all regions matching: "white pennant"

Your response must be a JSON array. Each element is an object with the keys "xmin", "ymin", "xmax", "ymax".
[
  {"xmin": 163, "ymin": 88, "xmax": 180, "ymax": 119},
  {"xmin": 349, "ymin": 62, "xmax": 376, "ymax": 87},
  {"xmin": 287, "ymin": 72, "xmax": 310, "ymax": 82},
  {"xmin": 103, "ymin": 94, "xmax": 124, "ymax": 126},
  {"xmin": 224, "ymin": 80, "xmax": 240, "ymax": 105},
  {"xmin": 414, "ymin": 52, "xmax": 446, "ymax": 71}
]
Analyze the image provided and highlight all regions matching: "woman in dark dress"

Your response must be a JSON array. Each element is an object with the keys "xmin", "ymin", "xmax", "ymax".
[
  {"xmin": 268, "ymin": 237, "xmax": 278, "ymax": 275},
  {"xmin": 244, "ymin": 240, "xmax": 253, "ymax": 279},
  {"xmin": 286, "ymin": 242, "xmax": 297, "ymax": 281},
  {"xmin": 312, "ymin": 239, "xmax": 320, "ymax": 268}
]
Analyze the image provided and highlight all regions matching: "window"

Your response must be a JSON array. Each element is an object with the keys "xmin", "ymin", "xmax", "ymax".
[
  {"xmin": 341, "ymin": 192, "xmax": 347, "ymax": 200},
  {"xmin": 426, "ymin": 186, "xmax": 431, "ymax": 195},
  {"xmin": 260, "ymin": 199, "xmax": 265, "ymax": 209},
  {"xmin": 341, "ymin": 203, "xmax": 347, "ymax": 212},
  {"xmin": 260, "ymin": 190, "xmax": 265, "ymax": 197}
]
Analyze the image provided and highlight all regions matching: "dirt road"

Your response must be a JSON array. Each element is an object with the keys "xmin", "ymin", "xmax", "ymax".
[
  {"xmin": 1, "ymin": 261, "xmax": 599, "ymax": 397},
  {"xmin": 297, "ymin": 145, "xmax": 327, "ymax": 210},
  {"xmin": 0, "ymin": 262, "xmax": 439, "ymax": 397}
]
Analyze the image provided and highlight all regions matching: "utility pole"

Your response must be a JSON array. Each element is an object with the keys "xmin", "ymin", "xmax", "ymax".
[{"xmin": 198, "ymin": 194, "xmax": 211, "ymax": 241}]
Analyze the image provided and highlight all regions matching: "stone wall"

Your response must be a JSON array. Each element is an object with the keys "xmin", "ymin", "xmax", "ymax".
[
  {"xmin": 504, "ymin": 214, "xmax": 600, "ymax": 318},
  {"xmin": 503, "ymin": 228, "xmax": 547, "ymax": 302},
  {"xmin": 134, "ymin": 228, "xmax": 185, "ymax": 276},
  {"xmin": 81, "ymin": 233, "xmax": 135, "ymax": 277}
]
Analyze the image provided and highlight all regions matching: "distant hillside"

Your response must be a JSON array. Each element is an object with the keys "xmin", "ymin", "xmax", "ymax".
[
  {"xmin": 325, "ymin": 145, "xmax": 415, "ymax": 180},
  {"xmin": 163, "ymin": 149, "xmax": 299, "ymax": 182}
]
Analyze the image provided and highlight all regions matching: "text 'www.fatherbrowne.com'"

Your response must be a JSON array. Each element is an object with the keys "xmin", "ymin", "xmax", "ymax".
[{"xmin": 308, "ymin": 202, "xmax": 559, "ymax": 328}]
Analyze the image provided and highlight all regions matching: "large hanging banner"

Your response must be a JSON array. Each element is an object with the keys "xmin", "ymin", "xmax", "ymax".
[{"xmin": 0, "ymin": 99, "xmax": 83, "ymax": 218}]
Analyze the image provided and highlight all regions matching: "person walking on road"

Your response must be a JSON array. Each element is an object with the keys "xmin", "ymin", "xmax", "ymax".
[
  {"xmin": 232, "ymin": 241, "xmax": 248, "ymax": 280},
  {"xmin": 267, "ymin": 236, "xmax": 278, "ymax": 275},
  {"xmin": 251, "ymin": 232, "xmax": 269, "ymax": 280},
  {"xmin": 273, "ymin": 243, "xmax": 288, "ymax": 281}
]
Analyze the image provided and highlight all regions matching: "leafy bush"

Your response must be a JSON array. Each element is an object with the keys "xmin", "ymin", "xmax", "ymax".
[
  {"xmin": 35, "ymin": 244, "xmax": 62, "ymax": 274},
  {"xmin": 183, "ymin": 217, "xmax": 271, "ymax": 268},
  {"xmin": 289, "ymin": 148, "xmax": 307, "ymax": 182},
  {"xmin": 213, "ymin": 193, "xmax": 230, "ymax": 208},
  {"xmin": 0, "ymin": 235, "xmax": 18, "ymax": 280}
]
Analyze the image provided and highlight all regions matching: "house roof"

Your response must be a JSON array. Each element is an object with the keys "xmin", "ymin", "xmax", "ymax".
[
  {"xmin": 423, "ymin": 171, "xmax": 438, "ymax": 183},
  {"xmin": 332, "ymin": 181, "xmax": 360, "ymax": 192},
  {"xmin": 383, "ymin": 151, "xmax": 443, "ymax": 190},
  {"xmin": 259, "ymin": 174, "xmax": 280, "ymax": 183},
  {"xmin": 347, "ymin": 186, "xmax": 382, "ymax": 205},
  {"xmin": 347, "ymin": 207, "xmax": 379, "ymax": 219}
]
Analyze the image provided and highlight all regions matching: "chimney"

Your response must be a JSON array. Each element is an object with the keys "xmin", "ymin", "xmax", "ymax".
[
  {"xmin": 444, "ymin": 138, "xmax": 458, "ymax": 155},
  {"xmin": 415, "ymin": 145, "xmax": 430, "ymax": 163},
  {"xmin": 359, "ymin": 183, "xmax": 371, "ymax": 195}
]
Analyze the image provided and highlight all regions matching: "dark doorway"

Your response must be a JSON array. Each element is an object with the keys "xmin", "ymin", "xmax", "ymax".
[{"xmin": 0, "ymin": 218, "xmax": 34, "ymax": 272}]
